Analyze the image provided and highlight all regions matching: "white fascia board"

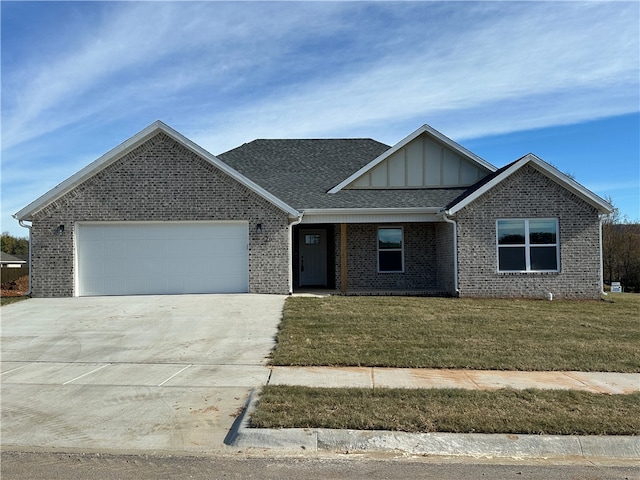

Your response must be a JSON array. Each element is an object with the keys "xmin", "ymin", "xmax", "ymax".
[
  {"xmin": 421, "ymin": 125, "xmax": 496, "ymax": 172},
  {"xmin": 446, "ymin": 154, "xmax": 614, "ymax": 216},
  {"xmin": 327, "ymin": 124, "xmax": 496, "ymax": 194},
  {"xmin": 303, "ymin": 207, "xmax": 443, "ymax": 215},
  {"xmin": 14, "ymin": 121, "xmax": 165, "ymax": 220},
  {"xmin": 301, "ymin": 207, "xmax": 443, "ymax": 220},
  {"xmin": 301, "ymin": 207, "xmax": 443, "ymax": 224},
  {"xmin": 14, "ymin": 121, "xmax": 299, "ymax": 220},
  {"xmin": 526, "ymin": 155, "xmax": 613, "ymax": 214},
  {"xmin": 159, "ymin": 123, "xmax": 300, "ymax": 217}
]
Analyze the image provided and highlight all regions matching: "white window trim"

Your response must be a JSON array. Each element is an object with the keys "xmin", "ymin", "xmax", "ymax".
[
  {"xmin": 496, "ymin": 218, "xmax": 560, "ymax": 273},
  {"xmin": 377, "ymin": 226, "xmax": 405, "ymax": 273}
]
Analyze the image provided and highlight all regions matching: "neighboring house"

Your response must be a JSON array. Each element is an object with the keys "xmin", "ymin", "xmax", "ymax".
[
  {"xmin": 1, "ymin": 252, "xmax": 28, "ymax": 284},
  {"xmin": 13, "ymin": 121, "xmax": 612, "ymax": 299}
]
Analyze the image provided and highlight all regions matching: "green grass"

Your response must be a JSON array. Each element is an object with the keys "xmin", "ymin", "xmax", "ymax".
[
  {"xmin": 0, "ymin": 296, "xmax": 29, "ymax": 307},
  {"xmin": 271, "ymin": 294, "xmax": 640, "ymax": 372},
  {"xmin": 252, "ymin": 386, "xmax": 640, "ymax": 435}
]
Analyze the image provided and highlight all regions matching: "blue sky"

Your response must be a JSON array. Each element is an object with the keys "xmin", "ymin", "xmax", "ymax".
[{"xmin": 2, "ymin": 1, "xmax": 638, "ymax": 237}]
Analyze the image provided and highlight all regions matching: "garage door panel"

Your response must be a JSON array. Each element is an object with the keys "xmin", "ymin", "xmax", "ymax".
[{"xmin": 77, "ymin": 222, "xmax": 249, "ymax": 296}]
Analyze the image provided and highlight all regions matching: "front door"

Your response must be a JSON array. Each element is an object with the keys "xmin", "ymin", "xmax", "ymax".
[{"xmin": 299, "ymin": 229, "xmax": 327, "ymax": 286}]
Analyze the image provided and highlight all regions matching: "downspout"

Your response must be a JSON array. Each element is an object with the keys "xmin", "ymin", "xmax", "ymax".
[
  {"xmin": 599, "ymin": 214, "xmax": 607, "ymax": 297},
  {"xmin": 441, "ymin": 211, "xmax": 459, "ymax": 296},
  {"xmin": 16, "ymin": 218, "xmax": 33, "ymax": 296},
  {"xmin": 288, "ymin": 213, "xmax": 304, "ymax": 295}
]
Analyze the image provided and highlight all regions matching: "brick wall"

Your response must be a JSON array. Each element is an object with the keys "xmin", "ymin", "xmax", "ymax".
[
  {"xmin": 334, "ymin": 223, "xmax": 440, "ymax": 291},
  {"xmin": 30, "ymin": 133, "xmax": 290, "ymax": 297},
  {"xmin": 435, "ymin": 222, "xmax": 456, "ymax": 294},
  {"xmin": 455, "ymin": 164, "xmax": 602, "ymax": 299}
]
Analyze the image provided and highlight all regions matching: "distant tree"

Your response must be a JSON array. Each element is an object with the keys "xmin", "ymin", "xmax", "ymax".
[
  {"xmin": 601, "ymin": 197, "xmax": 640, "ymax": 292},
  {"xmin": 602, "ymin": 198, "xmax": 620, "ymax": 285},
  {"xmin": 548, "ymin": 162, "xmax": 576, "ymax": 181},
  {"xmin": 1, "ymin": 232, "xmax": 29, "ymax": 257}
]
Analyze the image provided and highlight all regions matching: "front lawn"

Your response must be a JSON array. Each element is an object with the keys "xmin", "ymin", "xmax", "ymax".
[
  {"xmin": 252, "ymin": 386, "xmax": 640, "ymax": 435},
  {"xmin": 271, "ymin": 294, "xmax": 640, "ymax": 372},
  {"xmin": 0, "ymin": 296, "xmax": 29, "ymax": 307}
]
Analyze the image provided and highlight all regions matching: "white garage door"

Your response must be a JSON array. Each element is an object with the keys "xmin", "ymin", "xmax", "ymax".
[{"xmin": 76, "ymin": 222, "xmax": 249, "ymax": 296}]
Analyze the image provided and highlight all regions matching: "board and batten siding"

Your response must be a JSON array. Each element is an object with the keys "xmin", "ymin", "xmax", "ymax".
[{"xmin": 347, "ymin": 133, "xmax": 488, "ymax": 189}]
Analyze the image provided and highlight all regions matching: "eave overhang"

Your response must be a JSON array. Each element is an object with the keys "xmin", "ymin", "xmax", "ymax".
[
  {"xmin": 14, "ymin": 121, "xmax": 300, "ymax": 221},
  {"xmin": 445, "ymin": 153, "xmax": 613, "ymax": 216},
  {"xmin": 300, "ymin": 207, "xmax": 444, "ymax": 224}
]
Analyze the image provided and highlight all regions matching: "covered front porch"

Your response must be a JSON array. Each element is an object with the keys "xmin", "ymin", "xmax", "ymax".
[{"xmin": 292, "ymin": 221, "xmax": 457, "ymax": 296}]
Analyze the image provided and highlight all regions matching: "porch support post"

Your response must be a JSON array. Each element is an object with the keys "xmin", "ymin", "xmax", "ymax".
[{"xmin": 340, "ymin": 223, "xmax": 347, "ymax": 294}]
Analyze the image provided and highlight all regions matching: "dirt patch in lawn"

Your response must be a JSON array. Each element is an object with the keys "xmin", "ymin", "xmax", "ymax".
[{"xmin": 1, "ymin": 275, "xmax": 28, "ymax": 297}]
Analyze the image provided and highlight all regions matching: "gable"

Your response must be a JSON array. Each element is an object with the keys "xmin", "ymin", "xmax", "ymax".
[
  {"xmin": 446, "ymin": 154, "xmax": 613, "ymax": 215},
  {"xmin": 14, "ymin": 121, "xmax": 299, "ymax": 221},
  {"xmin": 329, "ymin": 125, "xmax": 496, "ymax": 193},
  {"xmin": 29, "ymin": 133, "xmax": 281, "ymax": 222},
  {"xmin": 346, "ymin": 132, "xmax": 491, "ymax": 189}
]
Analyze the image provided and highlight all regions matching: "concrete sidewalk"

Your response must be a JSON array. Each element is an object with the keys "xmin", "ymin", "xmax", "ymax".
[
  {"xmin": 267, "ymin": 366, "xmax": 640, "ymax": 394},
  {"xmin": 229, "ymin": 366, "xmax": 640, "ymax": 460}
]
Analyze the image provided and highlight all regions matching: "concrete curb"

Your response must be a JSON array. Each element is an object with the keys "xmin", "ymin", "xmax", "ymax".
[
  {"xmin": 230, "ymin": 393, "xmax": 640, "ymax": 459},
  {"xmin": 235, "ymin": 427, "xmax": 640, "ymax": 460}
]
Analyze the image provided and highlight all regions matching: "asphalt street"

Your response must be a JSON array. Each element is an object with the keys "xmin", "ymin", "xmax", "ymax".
[{"xmin": 2, "ymin": 451, "xmax": 639, "ymax": 480}]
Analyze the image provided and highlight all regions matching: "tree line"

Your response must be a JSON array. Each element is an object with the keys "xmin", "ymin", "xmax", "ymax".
[
  {"xmin": 1, "ymin": 232, "xmax": 29, "ymax": 258},
  {"xmin": 602, "ymin": 200, "xmax": 640, "ymax": 293}
]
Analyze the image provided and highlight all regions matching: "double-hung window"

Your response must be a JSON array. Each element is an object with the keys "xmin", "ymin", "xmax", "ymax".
[
  {"xmin": 497, "ymin": 219, "xmax": 559, "ymax": 272},
  {"xmin": 378, "ymin": 227, "xmax": 404, "ymax": 273}
]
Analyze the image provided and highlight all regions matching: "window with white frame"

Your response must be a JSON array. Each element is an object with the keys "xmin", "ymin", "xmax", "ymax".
[
  {"xmin": 497, "ymin": 219, "xmax": 559, "ymax": 272},
  {"xmin": 378, "ymin": 227, "xmax": 404, "ymax": 272}
]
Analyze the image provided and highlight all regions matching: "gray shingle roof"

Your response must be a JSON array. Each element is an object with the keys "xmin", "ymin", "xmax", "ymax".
[
  {"xmin": 218, "ymin": 139, "xmax": 469, "ymax": 210},
  {"xmin": 445, "ymin": 160, "xmax": 518, "ymax": 210},
  {"xmin": 1, "ymin": 252, "xmax": 26, "ymax": 264}
]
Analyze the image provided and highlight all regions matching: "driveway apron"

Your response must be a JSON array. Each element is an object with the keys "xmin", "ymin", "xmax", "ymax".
[{"xmin": 1, "ymin": 294, "xmax": 285, "ymax": 454}]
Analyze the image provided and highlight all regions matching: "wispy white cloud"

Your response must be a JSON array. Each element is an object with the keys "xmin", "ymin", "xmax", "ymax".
[
  {"xmin": 2, "ymin": 2, "xmax": 352, "ymax": 149},
  {"xmin": 1, "ymin": 1, "xmax": 638, "ymax": 234},
  {"xmin": 191, "ymin": 2, "xmax": 638, "ymax": 151},
  {"xmin": 4, "ymin": 2, "xmax": 637, "ymax": 153}
]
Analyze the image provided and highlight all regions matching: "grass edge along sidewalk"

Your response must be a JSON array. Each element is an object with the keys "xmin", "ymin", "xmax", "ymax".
[
  {"xmin": 270, "ymin": 294, "xmax": 640, "ymax": 372},
  {"xmin": 257, "ymin": 294, "xmax": 640, "ymax": 435},
  {"xmin": 251, "ymin": 386, "xmax": 640, "ymax": 436}
]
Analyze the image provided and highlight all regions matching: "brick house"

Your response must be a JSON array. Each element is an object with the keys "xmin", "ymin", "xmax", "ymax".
[{"xmin": 14, "ymin": 121, "xmax": 612, "ymax": 299}]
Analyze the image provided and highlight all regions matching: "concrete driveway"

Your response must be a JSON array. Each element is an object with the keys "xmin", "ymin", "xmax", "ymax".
[{"xmin": 1, "ymin": 294, "xmax": 285, "ymax": 454}]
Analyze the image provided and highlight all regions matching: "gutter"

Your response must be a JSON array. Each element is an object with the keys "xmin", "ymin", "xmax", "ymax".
[
  {"xmin": 15, "ymin": 218, "xmax": 32, "ymax": 296},
  {"xmin": 441, "ymin": 211, "xmax": 459, "ymax": 295},
  {"xmin": 288, "ymin": 213, "xmax": 304, "ymax": 294}
]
